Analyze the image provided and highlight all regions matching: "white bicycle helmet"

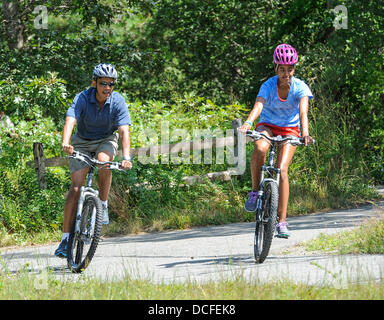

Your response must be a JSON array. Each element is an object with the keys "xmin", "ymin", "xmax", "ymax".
[{"xmin": 92, "ymin": 63, "xmax": 118, "ymax": 80}]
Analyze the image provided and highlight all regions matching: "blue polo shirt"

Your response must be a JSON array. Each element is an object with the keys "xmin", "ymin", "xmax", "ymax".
[
  {"xmin": 66, "ymin": 87, "xmax": 131, "ymax": 140},
  {"xmin": 257, "ymin": 75, "xmax": 313, "ymax": 128}
]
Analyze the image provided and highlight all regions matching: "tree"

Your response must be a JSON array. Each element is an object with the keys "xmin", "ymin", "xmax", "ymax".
[
  {"xmin": 0, "ymin": 0, "xmax": 119, "ymax": 50},
  {"xmin": 141, "ymin": 0, "xmax": 334, "ymax": 104},
  {"xmin": 1, "ymin": 0, "xmax": 26, "ymax": 49}
]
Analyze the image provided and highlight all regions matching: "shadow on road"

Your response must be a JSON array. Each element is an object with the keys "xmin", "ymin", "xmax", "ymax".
[{"xmin": 156, "ymin": 252, "xmax": 333, "ymax": 269}]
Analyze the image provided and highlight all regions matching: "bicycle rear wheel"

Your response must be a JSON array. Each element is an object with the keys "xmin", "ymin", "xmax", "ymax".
[
  {"xmin": 254, "ymin": 181, "xmax": 278, "ymax": 263},
  {"xmin": 67, "ymin": 194, "xmax": 103, "ymax": 273}
]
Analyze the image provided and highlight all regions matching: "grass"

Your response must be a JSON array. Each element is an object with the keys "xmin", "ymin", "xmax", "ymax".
[
  {"xmin": 1, "ymin": 199, "xmax": 383, "ymax": 301},
  {"xmin": 0, "ymin": 226, "xmax": 63, "ymax": 248},
  {"xmin": 0, "ymin": 269, "xmax": 383, "ymax": 300},
  {"xmin": 0, "ymin": 203, "xmax": 383, "ymax": 301},
  {"xmin": 303, "ymin": 214, "xmax": 384, "ymax": 255}
]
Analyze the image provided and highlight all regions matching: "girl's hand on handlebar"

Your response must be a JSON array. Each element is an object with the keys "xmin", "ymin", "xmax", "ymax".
[
  {"xmin": 303, "ymin": 136, "xmax": 313, "ymax": 146},
  {"xmin": 238, "ymin": 123, "xmax": 252, "ymax": 134}
]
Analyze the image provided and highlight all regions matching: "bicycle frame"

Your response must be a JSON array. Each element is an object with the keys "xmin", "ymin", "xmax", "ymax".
[
  {"xmin": 248, "ymin": 130, "xmax": 306, "ymax": 195},
  {"xmin": 70, "ymin": 151, "xmax": 125, "ymax": 241},
  {"xmin": 259, "ymin": 143, "xmax": 281, "ymax": 187}
]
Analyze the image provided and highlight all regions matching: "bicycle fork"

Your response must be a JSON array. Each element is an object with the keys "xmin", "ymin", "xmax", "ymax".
[
  {"xmin": 256, "ymin": 165, "xmax": 281, "ymax": 223},
  {"xmin": 74, "ymin": 187, "xmax": 98, "ymax": 243},
  {"xmin": 75, "ymin": 168, "xmax": 99, "ymax": 243},
  {"xmin": 75, "ymin": 186, "xmax": 86, "ymax": 234}
]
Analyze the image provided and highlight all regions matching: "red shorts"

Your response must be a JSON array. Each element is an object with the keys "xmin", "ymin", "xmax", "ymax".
[{"xmin": 256, "ymin": 122, "xmax": 300, "ymax": 137}]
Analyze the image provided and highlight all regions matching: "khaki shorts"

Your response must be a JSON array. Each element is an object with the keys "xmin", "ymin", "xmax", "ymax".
[{"xmin": 68, "ymin": 133, "xmax": 119, "ymax": 173}]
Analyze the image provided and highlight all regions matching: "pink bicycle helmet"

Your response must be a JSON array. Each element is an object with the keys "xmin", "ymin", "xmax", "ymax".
[{"xmin": 273, "ymin": 44, "xmax": 298, "ymax": 65}]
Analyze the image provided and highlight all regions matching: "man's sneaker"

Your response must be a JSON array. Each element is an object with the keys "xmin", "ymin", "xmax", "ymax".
[
  {"xmin": 102, "ymin": 204, "xmax": 109, "ymax": 225},
  {"xmin": 54, "ymin": 238, "xmax": 68, "ymax": 258},
  {"xmin": 244, "ymin": 191, "xmax": 258, "ymax": 212},
  {"xmin": 276, "ymin": 222, "xmax": 290, "ymax": 238}
]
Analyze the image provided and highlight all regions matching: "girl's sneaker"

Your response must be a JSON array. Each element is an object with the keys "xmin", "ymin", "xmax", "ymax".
[
  {"xmin": 276, "ymin": 222, "xmax": 290, "ymax": 238},
  {"xmin": 244, "ymin": 191, "xmax": 258, "ymax": 212}
]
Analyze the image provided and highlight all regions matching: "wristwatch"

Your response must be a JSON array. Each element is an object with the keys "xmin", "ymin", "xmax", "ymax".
[{"xmin": 122, "ymin": 155, "xmax": 131, "ymax": 161}]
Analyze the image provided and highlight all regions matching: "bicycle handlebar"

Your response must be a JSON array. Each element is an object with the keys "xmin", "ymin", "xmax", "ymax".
[
  {"xmin": 244, "ymin": 130, "xmax": 315, "ymax": 146},
  {"xmin": 69, "ymin": 150, "xmax": 127, "ymax": 172}
]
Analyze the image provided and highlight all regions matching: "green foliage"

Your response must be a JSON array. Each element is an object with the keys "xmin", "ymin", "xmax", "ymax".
[
  {"xmin": 318, "ymin": 0, "xmax": 384, "ymax": 181},
  {"xmin": 0, "ymin": 108, "xmax": 62, "ymax": 168},
  {"xmin": 140, "ymin": 0, "xmax": 334, "ymax": 104},
  {"xmin": 0, "ymin": 80, "xmax": 67, "ymax": 240},
  {"xmin": 128, "ymin": 95, "xmax": 247, "ymax": 147},
  {"xmin": 0, "ymin": 167, "xmax": 69, "ymax": 242},
  {"xmin": 104, "ymin": 97, "xmax": 248, "ymax": 233},
  {"xmin": 0, "ymin": 72, "xmax": 69, "ymax": 126}
]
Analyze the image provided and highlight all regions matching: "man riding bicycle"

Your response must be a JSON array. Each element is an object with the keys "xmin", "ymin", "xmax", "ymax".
[
  {"xmin": 238, "ymin": 44, "xmax": 314, "ymax": 238},
  {"xmin": 55, "ymin": 63, "xmax": 132, "ymax": 258}
]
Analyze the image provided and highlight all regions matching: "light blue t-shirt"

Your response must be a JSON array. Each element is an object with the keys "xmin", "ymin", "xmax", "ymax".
[
  {"xmin": 257, "ymin": 75, "xmax": 313, "ymax": 127},
  {"xmin": 66, "ymin": 87, "xmax": 131, "ymax": 140}
]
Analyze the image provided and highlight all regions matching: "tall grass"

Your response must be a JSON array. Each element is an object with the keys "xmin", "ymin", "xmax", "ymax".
[
  {"xmin": 304, "ymin": 215, "xmax": 384, "ymax": 255},
  {"xmin": 0, "ymin": 270, "xmax": 382, "ymax": 300}
]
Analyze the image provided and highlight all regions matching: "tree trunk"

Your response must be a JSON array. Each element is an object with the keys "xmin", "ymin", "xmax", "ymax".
[{"xmin": 2, "ymin": 0, "xmax": 25, "ymax": 50}]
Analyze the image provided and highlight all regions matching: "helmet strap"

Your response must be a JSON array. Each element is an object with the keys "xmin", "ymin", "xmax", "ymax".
[{"xmin": 273, "ymin": 62, "xmax": 279, "ymax": 73}]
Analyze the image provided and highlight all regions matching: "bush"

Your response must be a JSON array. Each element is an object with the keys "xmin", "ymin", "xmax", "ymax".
[
  {"xmin": 0, "ymin": 167, "xmax": 69, "ymax": 241},
  {"xmin": 0, "ymin": 72, "xmax": 69, "ymax": 127}
]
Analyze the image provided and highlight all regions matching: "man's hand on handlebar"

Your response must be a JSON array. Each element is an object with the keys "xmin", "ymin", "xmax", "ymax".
[
  {"xmin": 120, "ymin": 159, "xmax": 132, "ymax": 170},
  {"xmin": 62, "ymin": 144, "xmax": 74, "ymax": 155}
]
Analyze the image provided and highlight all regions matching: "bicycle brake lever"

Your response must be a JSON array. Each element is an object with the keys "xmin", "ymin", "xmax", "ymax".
[
  {"xmin": 108, "ymin": 163, "xmax": 128, "ymax": 172},
  {"xmin": 109, "ymin": 163, "xmax": 120, "ymax": 170},
  {"xmin": 69, "ymin": 153, "xmax": 86, "ymax": 162}
]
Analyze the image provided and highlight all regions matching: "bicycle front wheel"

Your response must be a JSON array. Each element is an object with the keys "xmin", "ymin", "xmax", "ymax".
[
  {"xmin": 67, "ymin": 194, "xmax": 103, "ymax": 273},
  {"xmin": 254, "ymin": 180, "xmax": 278, "ymax": 264}
]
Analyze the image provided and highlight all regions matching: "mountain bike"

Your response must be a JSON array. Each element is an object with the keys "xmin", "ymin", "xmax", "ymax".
[
  {"xmin": 245, "ymin": 130, "xmax": 313, "ymax": 264},
  {"xmin": 67, "ymin": 150, "xmax": 126, "ymax": 273}
]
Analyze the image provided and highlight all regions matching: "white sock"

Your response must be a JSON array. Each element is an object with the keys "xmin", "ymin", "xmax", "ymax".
[
  {"xmin": 62, "ymin": 233, "xmax": 69, "ymax": 241},
  {"xmin": 101, "ymin": 200, "xmax": 108, "ymax": 208}
]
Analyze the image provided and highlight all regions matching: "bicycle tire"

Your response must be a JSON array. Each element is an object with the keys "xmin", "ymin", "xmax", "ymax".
[
  {"xmin": 254, "ymin": 180, "xmax": 278, "ymax": 264},
  {"xmin": 67, "ymin": 194, "xmax": 103, "ymax": 273}
]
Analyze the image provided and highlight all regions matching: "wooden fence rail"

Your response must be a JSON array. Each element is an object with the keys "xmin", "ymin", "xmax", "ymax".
[{"xmin": 28, "ymin": 119, "xmax": 251, "ymax": 189}]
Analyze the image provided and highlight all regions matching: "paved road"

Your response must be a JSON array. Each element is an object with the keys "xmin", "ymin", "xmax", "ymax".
[{"xmin": 1, "ymin": 201, "xmax": 384, "ymax": 287}]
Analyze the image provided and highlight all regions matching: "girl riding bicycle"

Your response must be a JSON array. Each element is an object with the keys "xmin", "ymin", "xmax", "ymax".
[{"xmin": 238, "ymin": 43, "xmax": 314, "ymax": 238}]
